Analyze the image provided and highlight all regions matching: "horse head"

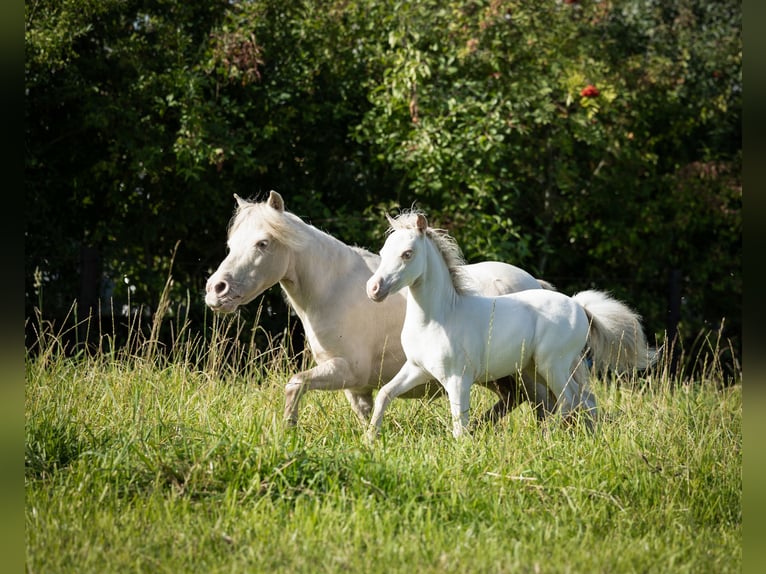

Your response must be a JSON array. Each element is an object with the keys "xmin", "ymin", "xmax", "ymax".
[
  {"xmin": 205, "ymin": 191, "xmax": 294, "ymax": 313},
  {"xmin": 366, "ymin": 212, "xmax": 429, "ymax": 302}
]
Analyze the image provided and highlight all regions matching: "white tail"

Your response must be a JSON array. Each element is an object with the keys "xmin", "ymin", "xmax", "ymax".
[{"xmin": 573, "ymin": 290, "xmax": 659, "ymax": 372}]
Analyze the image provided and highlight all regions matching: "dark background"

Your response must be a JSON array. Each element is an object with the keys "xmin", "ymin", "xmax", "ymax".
[{"xmin": 25, "ymin": 0, "xmax": 741, "ymax": 380}]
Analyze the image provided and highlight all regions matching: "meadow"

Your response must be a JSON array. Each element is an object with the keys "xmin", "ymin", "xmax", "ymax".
[{"xmin": 25, "ymin": 308, "xmax": 741, "ymax": 573}]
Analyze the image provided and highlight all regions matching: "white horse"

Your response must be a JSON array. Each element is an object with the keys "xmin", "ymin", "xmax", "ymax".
[
  {"xmin": 365, "ymin": 211, "xmax": 658, "ymax": 440},
  {"xmin": 205, "ymin": 191, "xmax": 554, "ymax": 426}
]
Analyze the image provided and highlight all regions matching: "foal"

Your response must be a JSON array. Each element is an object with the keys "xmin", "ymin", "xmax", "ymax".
[{"xmin": 366, "ymin": 212, "xmax": 656, "ymax": 440}]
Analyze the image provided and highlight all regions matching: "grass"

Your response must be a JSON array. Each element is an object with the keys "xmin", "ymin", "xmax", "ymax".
[{"xmin": 25, "ymin": 306, "xmax": 741, "ymax": 573}]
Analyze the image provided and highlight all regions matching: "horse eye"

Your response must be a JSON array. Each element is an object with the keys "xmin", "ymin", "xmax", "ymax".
[
  {"xmin": 402, "ymin": 250, "xmax": 413, "ymax": 260},
  {"xmin": 256, "ymin": 239, "xmax": 269, "ymax": 250}
]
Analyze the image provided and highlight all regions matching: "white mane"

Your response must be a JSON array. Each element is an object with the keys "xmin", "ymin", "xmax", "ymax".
[
  {"xmin": 229, "ymin": 202, "xmax": 310, "ymax": 250},
  {"xmin": 387, "ymin": 211, "xmax": 473, "ymax": 294}
]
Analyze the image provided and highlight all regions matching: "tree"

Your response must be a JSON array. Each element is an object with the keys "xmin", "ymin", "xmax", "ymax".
[
  {"xmin": 352, "ymin": 0, "xmax": 741, "ymax": 376},
  {"xmin": 25, "ymin": 0, "xmax": 741, "ymax": 377},
  {"xmin": 26, "ymin": 0, "xmax": 232, "ymax": 336}
]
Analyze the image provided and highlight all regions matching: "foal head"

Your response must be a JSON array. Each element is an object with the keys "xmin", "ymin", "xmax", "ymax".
[
  {"xmin": 205, "ymin": 191, "xmax": 304, "ymax": 313},
  {"xmin": 366, "ymin": 211, "xmax": 467, "ymax": 302}
]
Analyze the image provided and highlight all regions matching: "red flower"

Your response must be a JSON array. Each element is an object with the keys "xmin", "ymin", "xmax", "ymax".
[{"xmin": 580, "ymin": 84, "xmax": 600, "ymax": 98}]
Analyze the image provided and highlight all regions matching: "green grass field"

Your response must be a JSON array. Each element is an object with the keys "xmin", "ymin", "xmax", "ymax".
[{"xmin": 25, "ymin": 312, "xmax": 741, "ymax": 573}]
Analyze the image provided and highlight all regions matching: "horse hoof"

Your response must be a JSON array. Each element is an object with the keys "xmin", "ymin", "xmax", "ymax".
[{"xmin": 364, "ymin": 430, "xmax": 378, "ymax": 445}]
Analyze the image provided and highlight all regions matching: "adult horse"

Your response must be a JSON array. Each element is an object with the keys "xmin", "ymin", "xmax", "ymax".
[
  {"xmin": 205, "ymin": 191, "xmax": 553, "ymax": 425},
  {"xmin": 365, "ymin": 211, "xmax": 658, "ymax": 440}
]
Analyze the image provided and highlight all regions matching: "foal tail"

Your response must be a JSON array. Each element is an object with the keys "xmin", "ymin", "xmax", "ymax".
[{"xmin": 572, "ymin": 290, "xmax": 659, "ymax": 373}]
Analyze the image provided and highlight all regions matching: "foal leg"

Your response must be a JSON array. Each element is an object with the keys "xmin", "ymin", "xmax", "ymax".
[
  {"xmin": 542, "ymin": 361, "xmax": 581, "ymax": 421},
  {"xmin": 443, "ymin": 375, "xmax": 474, "ymax": 438},
  {"xmin": 366, "ymin": 361, "xmax": 430, "ymax": 442},
  {"xmin": 520, "ymin": 367, "xmax": 555, "ymax": 422},
  {"xmin": 546, "ymin": 356, "xmax": 598, "ymax": 430},
  {"xmin": 570, "ymin": 360, "xmax": 598, "ymax": 429}
]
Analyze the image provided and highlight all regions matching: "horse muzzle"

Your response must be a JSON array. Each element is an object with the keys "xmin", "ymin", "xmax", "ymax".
[
  {"xmin": 205, "ymin": 275, "xmax": 241, "ymax": 313},
  {"xmin": 366, "ymin": 276, "xmax": 389, "ymax": 302},
  {"xmin": 204, "ymin": 293, "xmax": 239, "ymax": 313}
]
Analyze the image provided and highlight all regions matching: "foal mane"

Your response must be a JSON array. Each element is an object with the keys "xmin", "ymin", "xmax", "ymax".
[
  {"xmin": 228, "ymin": 200, "xmax": 309, "ymax": 250},
  {"xmin": 387, "ymin": 211, "xmax": 473, "ymax": 294}
]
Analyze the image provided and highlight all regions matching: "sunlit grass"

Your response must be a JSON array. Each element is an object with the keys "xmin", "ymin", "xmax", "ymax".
[{"xmin": 25, "ymin": 301, "xmax": 741, "ymax": 573}]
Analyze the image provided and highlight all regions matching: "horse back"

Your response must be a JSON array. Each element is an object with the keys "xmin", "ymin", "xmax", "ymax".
[{"xmin": 462, "ymin": 261, "xmax": 543, "ymax": 294}]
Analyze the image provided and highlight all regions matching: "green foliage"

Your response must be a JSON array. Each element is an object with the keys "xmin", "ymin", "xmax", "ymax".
[
  {"xmin": 353, "ymin": 1, "xmax": 740, "ymax": 363},
  {"xmin": 25, "ymin": 0, "xmax": 741, "ymax": 374}
]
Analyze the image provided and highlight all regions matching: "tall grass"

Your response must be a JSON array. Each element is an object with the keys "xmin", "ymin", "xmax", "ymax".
[{"xmin": 25, "ymin": 293, "xmax": 741, "ymax": 573}]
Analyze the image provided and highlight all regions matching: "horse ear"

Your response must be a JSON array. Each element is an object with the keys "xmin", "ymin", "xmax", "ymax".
[
  {"xmin": 234, "ymin": 194, "xmax": 248, "ymax": 208},
  {"xmin": 416, "ymin": 213, "xmax": 428, "ymax": 232},
  {"xmin": 267, "ymin": 190, "xmax": 285, "ymax": 212}
]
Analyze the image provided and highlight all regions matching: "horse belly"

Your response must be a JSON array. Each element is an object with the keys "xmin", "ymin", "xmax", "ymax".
[
  {"xmin": 449, "ymin": 310, "xmax": 532, "ymax": 382},
  {"xmin": 479, "ymin": 335, "xmax": 529, "ymax": 382},
  {"xmin": 471, "ymin": 300, "xmax": 540, "ymax": 380}
]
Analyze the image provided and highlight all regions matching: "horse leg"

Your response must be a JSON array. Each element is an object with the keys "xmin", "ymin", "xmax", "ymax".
[
  {"xmin": 570, "ymin": 360, "xmax": 598, "ymax": 429},
  {"xmin": 443, "ymin": 375, "xmax": 474, "ymax": 438},
  {"xmin": 544, "ymin": 356, "xmax": 599, "ymax": 430},
  {"xmin": 540, "ymin": 359, "xmax": 582, "ymax": 421},
  {"xmin": 283, "ymin": 357, "xmax": 358, "ymax": 425},
  {"xmin": 473, "ymin": 376, "xmax": 521, "ymax": 428},
  {"xmin": 366, "ymin": 361, "xmax": 430, "ymax": 443},
  {"xmin": 343, "ymin": 389, "xmax": 375, "ymax": 424},
  {"xmin": 520, "ymin": 366, "xmax": 554, "ymax": 422}
]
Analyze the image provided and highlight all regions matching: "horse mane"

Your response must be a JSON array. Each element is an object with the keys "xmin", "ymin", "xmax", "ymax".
[
  {"xmin": 228, "ymin": 201, "xmax": 311, "ymax": 250},
  {"xmin": 387, "ymin": 211, "xmax": 473, "ymax": 294}
]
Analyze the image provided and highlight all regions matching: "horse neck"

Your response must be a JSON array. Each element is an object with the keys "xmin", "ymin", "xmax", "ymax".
[
  {"xmin": 406, "ymin": 240, "xmax": 459, "ymax": 322},
  {"xmin": 280, "ymin": 222, "xmax": 363, "ymax": 314}
]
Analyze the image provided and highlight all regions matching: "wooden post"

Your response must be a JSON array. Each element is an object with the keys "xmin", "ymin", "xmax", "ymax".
[
  {"xmin": 79, "ymin": 245, "xmax": 101, "ymax": 347},
  {"xmin": 667, "ymin": 267, "xmax": 682, "ymax": 377}
]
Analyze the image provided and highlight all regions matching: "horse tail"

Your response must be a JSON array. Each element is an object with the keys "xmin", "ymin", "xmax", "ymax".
[
  {"xmin": 572, "ymin": 290, "xmax": 659, "ymax": 372},
  {"xmin": 536, "ymin": 278, "xmax": 558, "ymax": 291}
]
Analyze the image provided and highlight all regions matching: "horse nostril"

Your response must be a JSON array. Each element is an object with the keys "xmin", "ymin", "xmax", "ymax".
[
  {"xmin": 214, "ymin": 281, "xmax": 228, "ymax": 295},
  {"xmin": 368, "ymin": 280, "xmax": 383, "ymax": 300}
]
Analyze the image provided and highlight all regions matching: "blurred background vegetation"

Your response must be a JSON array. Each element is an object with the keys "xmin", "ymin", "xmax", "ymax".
[{"xmin": 25, "ymin": 0, "xmax": 741, "ymax": 379}]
